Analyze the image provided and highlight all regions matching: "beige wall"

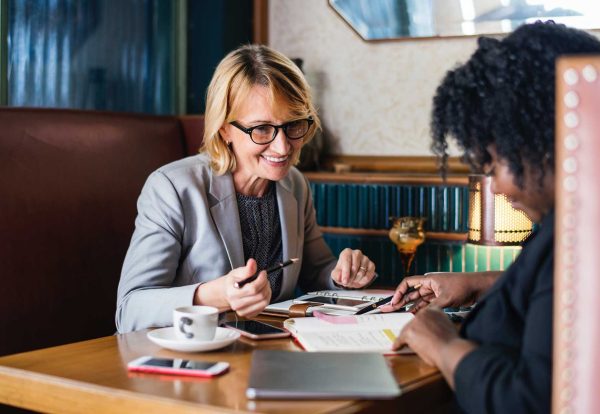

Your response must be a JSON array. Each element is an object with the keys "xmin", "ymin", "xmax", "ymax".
[
  {"xmin": 269, "ymin": 0, "xmax": 478, "ymax": 156},
  {"xmin": 269, "ymin": 1, "xmax": 600, "ymax": 157}
]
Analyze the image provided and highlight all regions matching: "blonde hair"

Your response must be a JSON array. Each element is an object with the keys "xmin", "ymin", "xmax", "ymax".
[{"xmin": 200, "ymin": 44, "xmax": 321, "ymax": 175}]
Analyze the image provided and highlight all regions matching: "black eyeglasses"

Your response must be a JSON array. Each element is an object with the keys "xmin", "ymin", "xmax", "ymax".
[{"xmin": 229, "ymin": 117, "xmax": 314, "ymax": 145}]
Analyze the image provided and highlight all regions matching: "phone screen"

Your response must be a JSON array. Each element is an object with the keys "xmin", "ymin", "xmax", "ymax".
[
  {"xmin": 224, "ymin": 320, "xmax": 285, "ymax": 335},
  {"xmin": 142, "ymin": 358, "xmax": 218, "ymax": 370},
  {"xmin": 300, "ymin": 296, "xmax": 369, "ymax": 307}
]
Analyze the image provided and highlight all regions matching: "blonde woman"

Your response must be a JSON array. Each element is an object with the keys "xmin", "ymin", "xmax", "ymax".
[{"xmin": 116, "ymin": 45, "xmax": 376, "ymax": 333}]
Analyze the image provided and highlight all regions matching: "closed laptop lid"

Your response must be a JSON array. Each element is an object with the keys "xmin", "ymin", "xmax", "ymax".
[{"xmin": 246, "ymin": 350, "xmax": 401, "ymax": 400}]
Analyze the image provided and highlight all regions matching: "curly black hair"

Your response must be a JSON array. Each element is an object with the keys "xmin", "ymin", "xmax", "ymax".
[{"xmin": 431, "ymin": 21, "xmax": 600, "ymax": 187}]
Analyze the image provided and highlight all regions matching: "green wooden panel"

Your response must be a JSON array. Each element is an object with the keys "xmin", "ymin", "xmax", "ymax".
[
  {"xmin": 308, "ymin": 181, "xmax": 470, "ymax": 232},
  {"xmin": 464, "ymin": 244, "xmax": 476, "ymax": 272},
  {"xmin": 476, "ymin": 245, "xmax": 488, "ymax": 273},
  {"xmin": 320, "ymin": 235, "xmax": 522, "ymax": 289},
  {"xmin": 451, "ymin": 244, "xmax": 464, "ymax": 272},
  {"xmin": 489, "ymin": 247, "xmax": 502, "ymax": 271},
  {"xmin": 440, "ymin": 245, "xmax": 451, "ymax": 272}
]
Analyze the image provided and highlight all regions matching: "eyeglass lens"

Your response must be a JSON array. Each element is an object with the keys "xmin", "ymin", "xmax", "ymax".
[{"xmin": 252, "ymin": 119, "xmax": 310, "ymax": 144}]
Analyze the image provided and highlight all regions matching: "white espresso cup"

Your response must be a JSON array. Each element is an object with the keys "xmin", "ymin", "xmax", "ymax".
[{"xmin": 173, "ymin": 306, "xmax": 218, "ymax": 341}]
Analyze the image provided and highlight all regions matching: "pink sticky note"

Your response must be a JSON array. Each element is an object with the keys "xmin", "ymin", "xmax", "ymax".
[{"xmin": 313, "ymin": 310, "xmax": 357, "ymax": 324}]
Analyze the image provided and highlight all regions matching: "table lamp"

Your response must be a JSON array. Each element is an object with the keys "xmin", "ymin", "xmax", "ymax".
[{"xmin": 467, "ymin": 175, "xmax": 533, "ymax": 246}]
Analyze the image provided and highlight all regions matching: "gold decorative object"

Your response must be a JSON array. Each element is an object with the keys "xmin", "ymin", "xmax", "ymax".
[{"xmin": 389, "ymin": 217, "xmax": 426, "ymax": 277}]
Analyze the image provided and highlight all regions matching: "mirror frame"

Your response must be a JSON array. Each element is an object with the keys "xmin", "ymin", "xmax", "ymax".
[{"xmin": 329, "ymin": 0, "xmax": 600, "ymax": 41}]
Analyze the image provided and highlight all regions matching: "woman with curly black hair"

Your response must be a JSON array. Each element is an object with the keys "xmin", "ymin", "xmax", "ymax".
[{"xmin": 382, "ymin": 22, "xmax": 600, "ymax": 413}]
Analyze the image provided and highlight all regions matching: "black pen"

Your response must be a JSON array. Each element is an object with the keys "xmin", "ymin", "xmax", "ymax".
[
  {"xmin": 354, "ymin": 295, "xmax": 394, "ymax": 315},
  {"xmin": 400, "ymin": 283, "xmax": 423, "ymax": 310},
  {"xmin": 355, "ymin": 283, "xmax": 423, "ymax": 315},
  {"xmin": 234, "ymin": 258, "xmax": 299, "ymax": 289}
]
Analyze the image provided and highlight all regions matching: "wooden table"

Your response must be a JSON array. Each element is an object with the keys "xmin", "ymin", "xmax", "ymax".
[{"xmin": 0, "ymin": 316, "xmax": 452, "ymax": 413}]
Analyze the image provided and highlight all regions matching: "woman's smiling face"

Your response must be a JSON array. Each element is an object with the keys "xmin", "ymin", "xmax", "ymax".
[
  {"xmin": 221, "ymin": 85, "xmax": 304, "ymax": 196},
  {"xmin": 484, "ymin": 144, "xmax": 555, "ymax": 223}
]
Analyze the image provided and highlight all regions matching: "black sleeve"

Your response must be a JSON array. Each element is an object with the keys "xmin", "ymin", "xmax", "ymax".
[{"xmin": 454, "ymin": 266, "xmax": 553, "ymax": 414}]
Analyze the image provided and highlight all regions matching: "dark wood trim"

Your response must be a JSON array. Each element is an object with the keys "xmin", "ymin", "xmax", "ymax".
[
  {"xmin": 320, "ymin": 155, "xmax": 470, "ymax": 174},
  {"xmin": 320, "ymin": 226, "xmax": 468, "ymax": 242},
  {"xmin": 252, "ymin": 0, "xmax": 268, "ymax": 44},
  {"xmin": 305, "ymin": 171, "xmax": 469, "ymax": 185}
]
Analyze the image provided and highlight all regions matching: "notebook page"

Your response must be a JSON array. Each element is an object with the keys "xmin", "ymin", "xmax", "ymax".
[{"xmin": 284, "ymin": 312, "xmax": 413, "ymax": 333}]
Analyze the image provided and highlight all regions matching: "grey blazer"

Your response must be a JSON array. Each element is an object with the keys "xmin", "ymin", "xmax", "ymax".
[{"xmin": 116, "ymin": 154, "xmax": 337, "ymax": 333}]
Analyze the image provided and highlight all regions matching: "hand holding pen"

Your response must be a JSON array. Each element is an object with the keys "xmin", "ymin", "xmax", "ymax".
[
  {"xmin": 379, "ymin": 278, "xmax": 428, "ymax": 313},
  {"xmin": 352, "ymin": 283, "xmax": 423, "ymax": 316},
  {"xmin": 354, "ymin": 295, "xmax": 395, "ymax": 315},
  {"xmin": 234, "ymin": 258, "xmax": 299, "ymax": 289},
  {"xmin": 216, "ymin": 259, "xmax": 272, "ymax": 319},
  {"xmin": 380, "ymin": 272, "xmax": 491, "ymax": 314}
]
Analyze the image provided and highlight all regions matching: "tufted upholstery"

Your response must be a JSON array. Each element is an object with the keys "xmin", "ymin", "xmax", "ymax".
[
  {"xmin": 0, "ymin": 107, "xmax": 204, "ymax": 356},
  {"xmin": 554, "ymin": 56, "xmax": 600, "ymax": 414}
]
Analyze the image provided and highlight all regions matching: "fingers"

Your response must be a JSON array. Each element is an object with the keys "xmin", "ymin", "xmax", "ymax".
[
  {"xmin": 227, "ymin": 261, "xmax": 271, "ymax": 316},
  {"xmin": 392, "ymin": 334, "xmax": 407, "ymax": 351},
  {"xmin": 407, "ymin": 298, "xmax": 430, "ymax": 313},
  {"xmin": 351, "ymin": 255, "xmax": 376, "ymax": 287},
  {"xmin": 230, "ymin": 258, "xmax": 258, "ymax": 285},
  {"xmin": 388, "ymin": 278, "xmax": 417, "ymax": 308},
  {"xmin": 337, "ymin": 248, "xmax": 353, "ymax": 285},
  {"xmin": 230, "ymin": 284, "xmax": 271, "ymax": 317},
  {"xmin": 236, "ymin": 270, "xmax": 269, "ymax": 295},
  {"xmin": 381, "ymin": 277, "xmax": 435, "ymax": 313},
  {"xmin": 391, "ymin": 276, "xmax": 431, "ymax": 307},
  {"xmin": 234, "ymin": 291, "xmax": 271, "ymax": 318},
  {"xmin": 392, "ymin": 321, "xmax": 411, "ymax": 350},
  {"xmin": 332, "ymin": 249, "xmax": 376, "ymax": 288}
]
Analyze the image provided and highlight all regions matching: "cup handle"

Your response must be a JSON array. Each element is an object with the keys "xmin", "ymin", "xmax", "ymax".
[{"xmin": 178, "ymin": 317, "xmax": 194, "ymax": 339}]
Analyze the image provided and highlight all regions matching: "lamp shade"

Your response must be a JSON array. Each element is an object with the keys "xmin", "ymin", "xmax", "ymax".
[{"xmin": 467, "ymin": 175, "xmax": 533, "ymax": 245}]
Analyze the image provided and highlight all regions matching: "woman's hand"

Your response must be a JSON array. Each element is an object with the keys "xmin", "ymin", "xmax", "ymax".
[
  {"xmin": 225, "ymin": 259, "xmax": 272, "ymax": 317},
  {"xmin": 194, "ymin": 259, "xmax": 271, "ymax": 317},
  {"xmin": 393, "ymin": 305, "xmax": 477, "ymax": 389},
  {"xmin": 379, "ymin": 271, "xmax": 500, "ymax": 313},
  {"xmin": 330, "ymin": 248, "xmax": 376, "ymax": 288}
]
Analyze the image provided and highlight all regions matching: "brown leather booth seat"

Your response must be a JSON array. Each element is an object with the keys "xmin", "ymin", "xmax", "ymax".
[{"xmin": 0, "ymin": 107, "xmax": 204, "ymax": 356}]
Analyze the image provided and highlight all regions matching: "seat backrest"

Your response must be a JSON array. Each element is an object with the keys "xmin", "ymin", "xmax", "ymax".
[
  {"xmin": 0, "ymin": 107, "xmax": 198, "ymax": 355},
  {"xmin": 554, "ymin": 56, "xmax": 600, "ymax": 414}
]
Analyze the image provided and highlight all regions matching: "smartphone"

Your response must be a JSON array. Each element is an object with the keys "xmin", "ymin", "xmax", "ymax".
[
  {"xmin": 293, "ymin": 295, "xmax": 371, "ymax": 310},
  {"xmin": 127, "ymin": 356, "xmax": 229, "ymax": 377},
  {"xmin": 222, "ymin": 320, "xmax": 290, "ymax": 340}
]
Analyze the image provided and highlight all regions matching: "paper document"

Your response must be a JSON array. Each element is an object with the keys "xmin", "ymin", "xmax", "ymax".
[{"xmin": 284, "ymin": 312, "xmax": 414, "ymax": 354}]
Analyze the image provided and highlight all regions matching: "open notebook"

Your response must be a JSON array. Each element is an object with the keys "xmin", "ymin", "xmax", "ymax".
[{"xmin": 284, "ymin": 312, "xmax": 414, "ymax": 354}]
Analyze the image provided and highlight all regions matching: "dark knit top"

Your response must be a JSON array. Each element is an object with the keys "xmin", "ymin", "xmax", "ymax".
[{"xmin": 236, "ymin": 184, "xmax": 283, "ymax": 298}]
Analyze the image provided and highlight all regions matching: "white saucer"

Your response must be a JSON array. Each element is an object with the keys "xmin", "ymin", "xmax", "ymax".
[{"xmin": 147, "ymin": 327, "xmax": 240, "ymax": 352}]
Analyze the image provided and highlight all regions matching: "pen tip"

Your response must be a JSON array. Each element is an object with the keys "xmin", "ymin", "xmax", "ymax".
[{"xmin": 291, "ymin": 258, "xmax": 299, "ymax": 262}]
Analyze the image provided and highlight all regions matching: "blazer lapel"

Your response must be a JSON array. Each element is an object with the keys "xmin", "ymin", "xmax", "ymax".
[
  {"xmin": 209, "ymin": 172, "xmax": 245, "ymax": 270},
  {"xmin": 276, "ymin": 178, "xmax": 299, "ymax": 298}
]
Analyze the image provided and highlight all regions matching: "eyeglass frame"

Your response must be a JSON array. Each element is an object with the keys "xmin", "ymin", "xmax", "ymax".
[{"xmin": 229, "ymin": 116, "xmax": 314, "ymax": 145}]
